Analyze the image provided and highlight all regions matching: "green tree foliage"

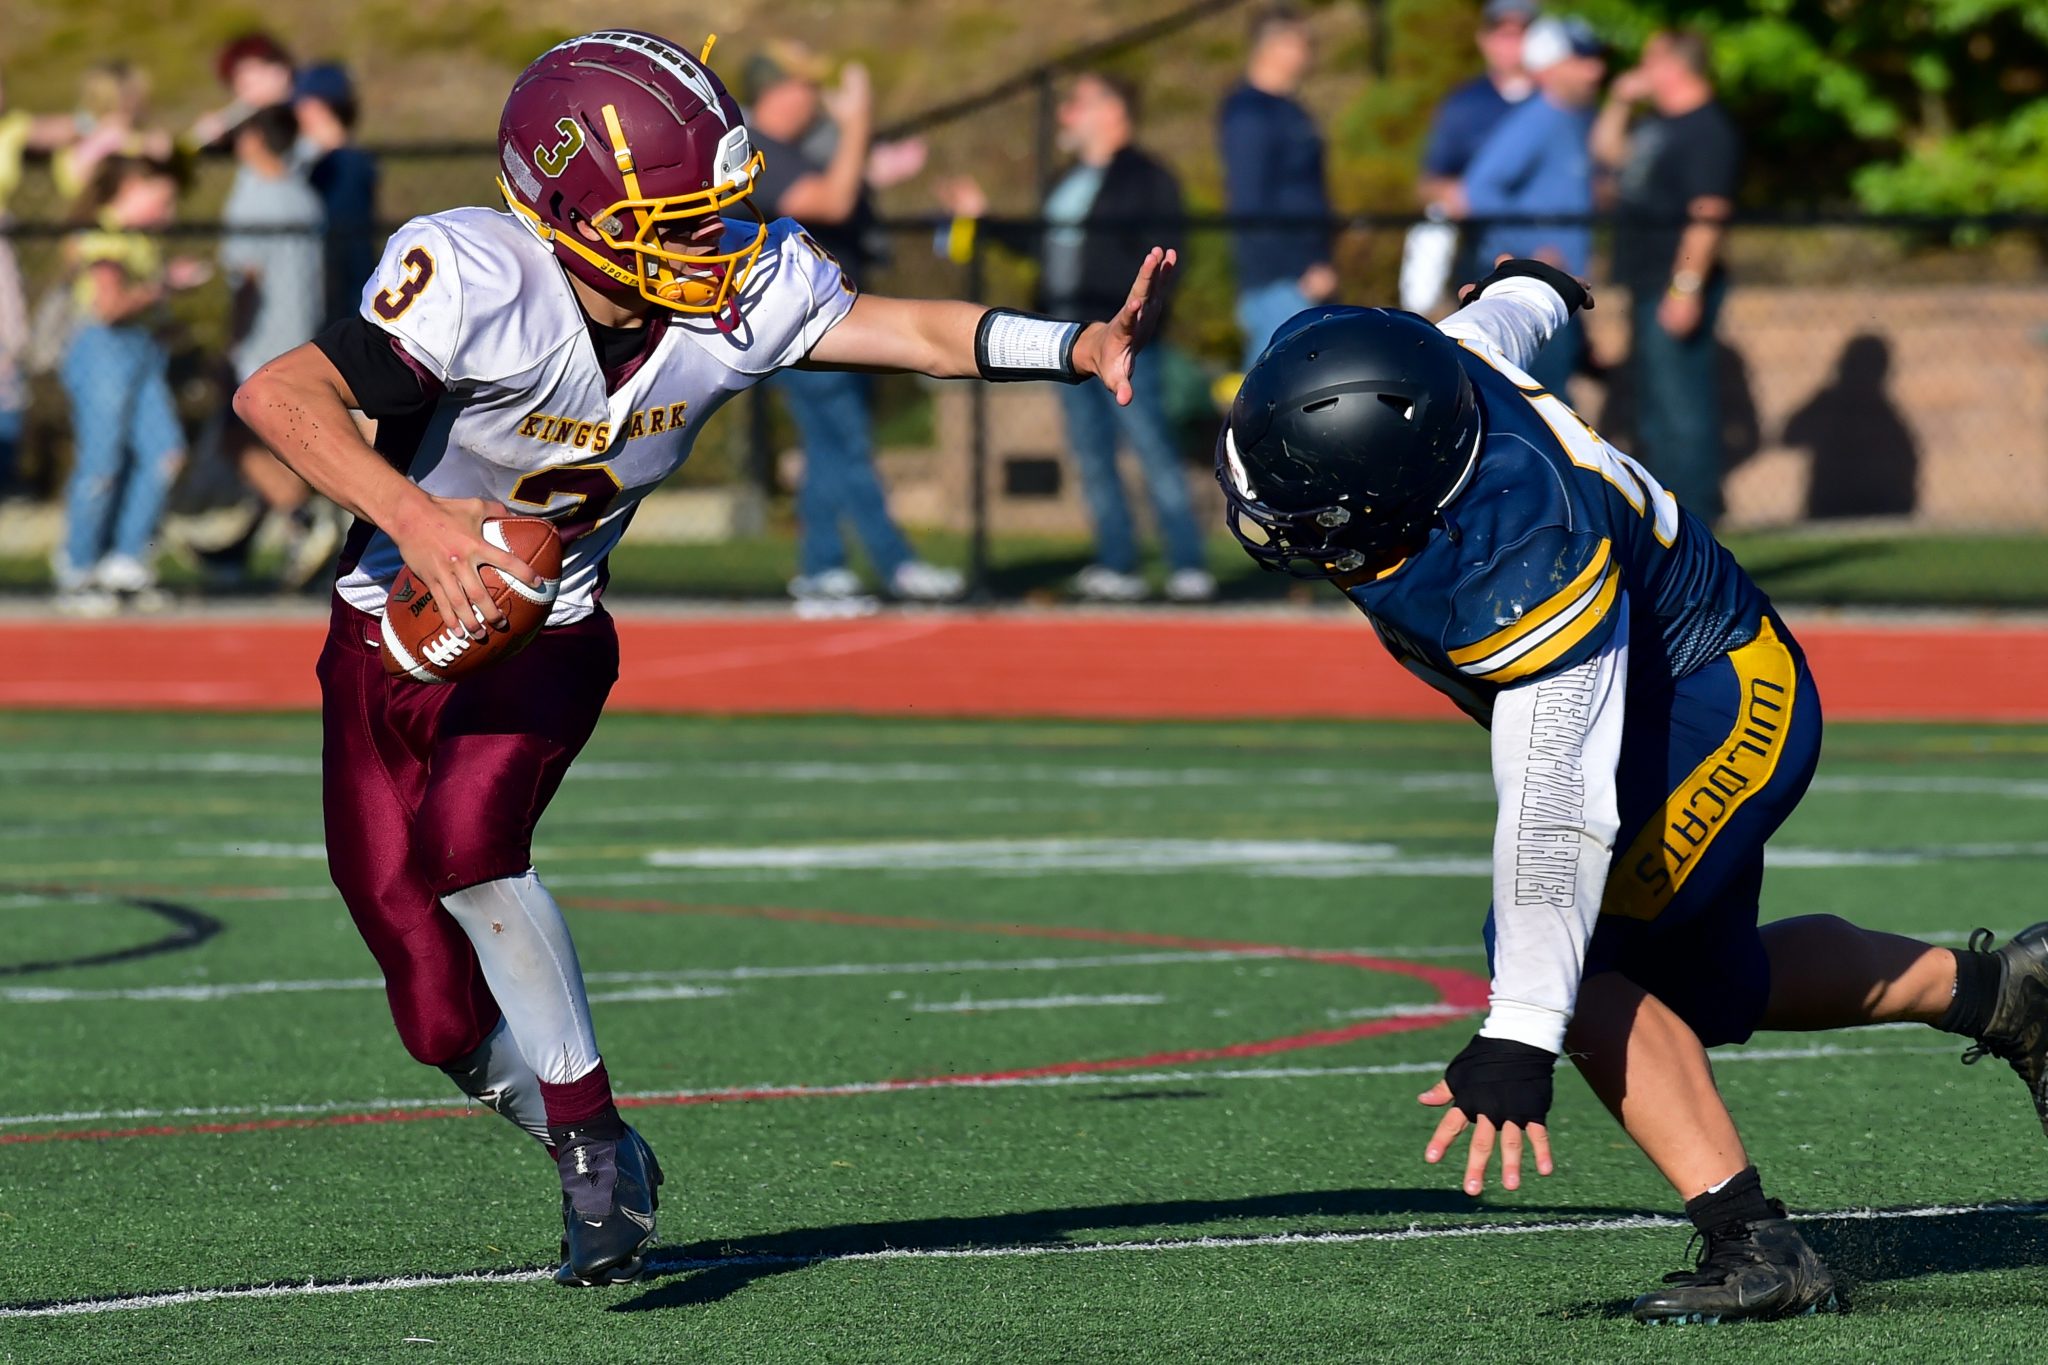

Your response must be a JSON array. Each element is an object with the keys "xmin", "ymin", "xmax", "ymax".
[
  {"xmin": 1326, "ymin": 0, "xmax": 2048, "ymax": 213},
  {"xmin": 1563, "ymin": 0, "xmax": 2048, "ymax": 211}
]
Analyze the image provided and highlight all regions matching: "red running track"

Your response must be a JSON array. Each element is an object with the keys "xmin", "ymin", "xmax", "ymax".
[{"xmin": 0, "ymin": 610, "xmax": 2040, "ymax": 721}]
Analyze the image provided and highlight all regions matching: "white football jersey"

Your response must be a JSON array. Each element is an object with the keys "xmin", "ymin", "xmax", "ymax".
[{"xmin": 336, "ymin": 206, "xmax": 856, "ymax": 623}]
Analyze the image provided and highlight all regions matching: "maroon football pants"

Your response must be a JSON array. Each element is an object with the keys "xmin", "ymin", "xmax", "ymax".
[{"xmin": 316, "ymin": 596, "xmax": 619, "ymax": 1066}]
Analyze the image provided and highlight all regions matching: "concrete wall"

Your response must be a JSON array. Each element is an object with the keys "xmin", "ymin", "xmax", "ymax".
[{"xmin": 903, "ymin": 286, "xmax": 2048, "ymax": 536}]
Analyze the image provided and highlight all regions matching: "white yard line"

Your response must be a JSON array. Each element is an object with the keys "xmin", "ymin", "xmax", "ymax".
[
  {"xmin": 1324, "ymin": 1003, "xmax": 1476, "ymax": 1022},
  {"xmin": 14, "ymin": 753, "xmax": 2048, "ymax": 802},
  {"xmin": 583, "ymin": 985, "xmax": 732, "ymax": 1004},
  {"xmin": 0, "ymin": 948, "xmax": 1310, "ymax": 1006},
  {"xmin": 0, "ymin": 1042, "xmax": 1959, "ymax": 1131},
  {"xmin": 630, "ymin": 836, "xmax": 2048, "ymax": 880},
  {"xmin": 6, "ymin": 1196, "xmax": 2043, "ymax": 1320},
  {"xmin": 908, "ymin": 994, "xmax": 1168, "ymax": 1013},
  {"xmin": 10, "ymin": 933, "xmax": 2006, "ymax": 1006}
]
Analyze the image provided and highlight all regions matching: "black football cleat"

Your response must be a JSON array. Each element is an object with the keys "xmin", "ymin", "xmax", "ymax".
[
  {"xmin": 1631, "ymin": 1203, "xmax": 1839, "ymax": 1325},
  {"xmin": 553, "ymin": 1126, "xmax": 664, "ymax": 1287},
  {"xmin": 1957, "ymin": 922, "xmax": 2048, "ymax": 1137}
]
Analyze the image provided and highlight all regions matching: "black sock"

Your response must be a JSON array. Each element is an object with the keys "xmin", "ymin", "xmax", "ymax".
[
  {"xmin": 548, "ymin": 1107, "xmax": 626, "ymax": 1149},
  {"xmin": 1938, "ymin": 948, "xmax": 2003, "ymax": 1039},
  {"xmin": 1685, "ymin": 1166, "xmax": 1775, "ymax": 1235}
]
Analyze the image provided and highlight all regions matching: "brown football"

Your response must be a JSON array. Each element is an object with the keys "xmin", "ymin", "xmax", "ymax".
[{"xmin": 379, "ymin": 516, "xmax": 563, "ymax": 683}]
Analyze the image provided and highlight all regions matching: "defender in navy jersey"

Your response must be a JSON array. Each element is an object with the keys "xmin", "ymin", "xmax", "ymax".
[{"xmin": 1219, "ymin": 259, "xmax": 2048, "ymax": 1324}]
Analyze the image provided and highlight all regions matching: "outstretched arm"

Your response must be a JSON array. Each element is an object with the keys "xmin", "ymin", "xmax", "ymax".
[
  {"xmin": 1437, "ymin": 258, "xmax": 1593, "ymax": 377},
  {"xmin": 802, "ymin": 246, "xmax": 1178, "ymax": 406},
  {"xmin": 1420, "ymin": 595, "xmax": 1630, "ymax": 1196}
]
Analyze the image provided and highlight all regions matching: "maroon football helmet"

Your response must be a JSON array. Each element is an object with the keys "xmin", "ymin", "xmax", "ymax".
[{"xmin": 496, "ymin": 30, "xmax": 766, "ymax": 317}]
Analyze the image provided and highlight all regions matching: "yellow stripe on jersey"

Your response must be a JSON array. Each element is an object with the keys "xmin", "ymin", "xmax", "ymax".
[
  {"xmin": 1448, "ymin": 538, "xmax": 1613, "ymax": 667},
  {"xmin": 1479, "ymin": 562, "xmax": 1620, "ymax": 685}
]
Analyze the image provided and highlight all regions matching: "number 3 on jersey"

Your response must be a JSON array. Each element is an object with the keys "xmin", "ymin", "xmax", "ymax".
[
  {"xmin": 373, "ymin": 247, "xmax": 435, "ymax": 321},
  {"xmin": 509, "ymin": 462, "xmax": 623, "ymax": 540}
]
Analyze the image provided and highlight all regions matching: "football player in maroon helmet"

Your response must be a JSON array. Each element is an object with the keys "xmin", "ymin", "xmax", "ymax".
[{"xmin": 236, "ymin": 29, "xmax": 1175, "ymax": 1287}]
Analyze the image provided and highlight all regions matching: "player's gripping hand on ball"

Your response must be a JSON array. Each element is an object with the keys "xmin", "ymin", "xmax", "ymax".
[
  {"xmin": 382, "ymin": 493, "xmax": 541, "ymax": 641},
  {"xmin": 235, "ymin": 344, "xmax": 541, "ymax": 641},
  {"xmin": 1419, "ymin": 1035, "xmax": 1557, "ymax": 1195}
]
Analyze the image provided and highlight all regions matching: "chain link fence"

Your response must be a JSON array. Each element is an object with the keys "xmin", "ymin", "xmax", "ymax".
[{"xmin": 5, "ymin": 203, "xmax": 2046, "ymax": 603}]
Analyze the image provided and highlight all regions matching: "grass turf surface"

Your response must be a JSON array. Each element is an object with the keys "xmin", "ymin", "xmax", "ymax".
[
  {"xmin": 6, "ymin": 527, "xmax": 2048, "ymax": 607},
  {"xmin": 3, "ymin": 711, "xmax": 2047, "ymax": 1361}
]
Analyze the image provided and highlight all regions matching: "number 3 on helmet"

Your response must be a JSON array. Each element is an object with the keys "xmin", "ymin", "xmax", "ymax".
[{"xmin": 496, "ymin": 30, "xmax": 766, "ymax": 323}]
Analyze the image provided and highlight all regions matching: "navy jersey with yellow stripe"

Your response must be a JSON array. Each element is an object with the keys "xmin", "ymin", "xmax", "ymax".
[{"xmin": 1344, "ymin": 341, "xmax": 1767, "ymax": 719}]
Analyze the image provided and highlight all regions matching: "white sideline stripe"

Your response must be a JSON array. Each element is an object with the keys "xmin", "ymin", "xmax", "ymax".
[
  {"xmin": 639, "ymin": 836, "xmax": 2048, "ymax": 879},
  {"xmin": 0, "ymin": 948, "xmax": 1310, "ymax": 1005},
  {"xmin": 908, "ymin": 994, "xmax": 1167, "ymax": 1013},
  {"xmin": 177, "ymin": 842, "xmax": 328, "ymax": 861},
  {"xmin": 14, "ymin": 754, "xmax": 2048, "ymax": 802},
  {"xmin": 8, "ymin": 1197, "xmax": 2045, "ymax": 1320},
  {"xmin": 646, "ymin": 838, "xmax": 1405, "ymax": 874},
  {"xmin": 0, "ymin": 1043, "xmax": 1958, "ymax": 1131}
]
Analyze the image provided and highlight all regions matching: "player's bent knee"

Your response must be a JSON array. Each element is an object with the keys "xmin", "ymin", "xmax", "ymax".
[
  {"xmin": 412, "ymin": 802, "xmax": 532, "ymax": 896},
  {"xmin": 389, "ymin": 997, "xmax": 492, "ymax": 1068}
]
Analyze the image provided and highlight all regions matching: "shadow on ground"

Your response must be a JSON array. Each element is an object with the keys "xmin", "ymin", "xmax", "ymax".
[
  {"xmin": 612, "ymin": 1186, "xmax": 1666, "ymax": 1312},
  {"xmin": 1551, "ymin": 1205, "xmax": 2048, "ymax": 1320}
]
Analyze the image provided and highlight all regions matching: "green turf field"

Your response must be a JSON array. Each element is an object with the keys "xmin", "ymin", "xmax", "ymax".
[
  {"xmin": 3, "ymin": 711, "xmax": 2047, "ymax": 1362},
  {"xmin": 7, "ymin": 526, "xmax": 2048, "ymax": 606}
]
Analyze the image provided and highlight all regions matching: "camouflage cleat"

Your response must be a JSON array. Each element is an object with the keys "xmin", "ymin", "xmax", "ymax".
[
  {"xmin": 1631, "ymin": 1204, "xmax": 1839, "ymax": 1325},
  {"xmin": 1958, "ymin": 922, "xmax": 2048, "ymax": 1137},
  {"xmin": 553, "ymin": 1126, "xmax": 664, "ymax": 1287}
]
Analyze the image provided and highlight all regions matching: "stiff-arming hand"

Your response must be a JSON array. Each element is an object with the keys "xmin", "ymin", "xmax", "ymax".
[{"xmin": 1075, "ymin": 246, "xmax": 1179, "ymax": 406}]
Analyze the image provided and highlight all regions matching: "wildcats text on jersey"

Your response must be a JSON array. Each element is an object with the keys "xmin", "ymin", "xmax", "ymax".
[
  {"xmin": 514, "ymin": 400, "xmax": 690, "ymax": 455},
  {"xmin": 1601, "ymin": 618, "xmax": 1800, "ymax": 922}
]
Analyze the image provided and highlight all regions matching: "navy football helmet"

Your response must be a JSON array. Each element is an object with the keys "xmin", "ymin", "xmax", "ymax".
[{"xmin": 1219, "ymin": 307, "xmax": 1481, "ymax": 578}]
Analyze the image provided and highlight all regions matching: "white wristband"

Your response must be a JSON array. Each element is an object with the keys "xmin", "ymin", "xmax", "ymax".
[{"xmin": 975, "ymin": 309, "xmax": 1085, "ymax": 383}]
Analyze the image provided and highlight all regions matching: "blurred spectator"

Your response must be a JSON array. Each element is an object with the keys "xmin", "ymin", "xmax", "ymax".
[
  {"xmin": 1594, "ymin": 28, "xmax": 1740, "ymax": 523},
  {"xmin": 939, "ymin": 74, "xmax": 1209, "ymax": 603},
  {"xmin": 1460, "ymin": 16, "xmax": 1605, "ymax": 393},
  {"xmin": 1219, "ymin": 5, "xmax": 1335, "ymax": 370},
  {"xmin": 745, "ymin": 42, "xmax": 963, "ymax": 609},
  {"xmin": 54, "ymin": 63, "xmax": 173, "ymax": 203},
  {"xmin": 1417, "ymin": 0, "xmax": 1537, "ymax": 242},
  {"xmin": 188, "ymin": 33, "xmax": 296, "ymax": 150},
  {"xmin": 0, "ymin": 74, "xmax": 81, "ymax": 501},
  {"xmin": 200, "ymin": 104, "xmax": 334, "ymax": 589},
  {"xmin": 56, "ymin": 156, "xmax": 208, "ymax": 613},
  {"xmin": 292, "ymin": 63, "xmax": 380, "ymax": 328}
]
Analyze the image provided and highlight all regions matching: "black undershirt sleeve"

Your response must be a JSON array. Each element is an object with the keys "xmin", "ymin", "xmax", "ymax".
[{"xmin": 312, "ymin": 314, "xmax": 437, "ymax": 421}]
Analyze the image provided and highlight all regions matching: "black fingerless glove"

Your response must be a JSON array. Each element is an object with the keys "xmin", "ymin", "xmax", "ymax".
[
  {"xmin": 1444, "ymin": 1034, "xmax": 1557, "ymax": 1128},
  {"xmin": 1466, "ymin": 259, "xmax": 1591, "ymax": 317}
]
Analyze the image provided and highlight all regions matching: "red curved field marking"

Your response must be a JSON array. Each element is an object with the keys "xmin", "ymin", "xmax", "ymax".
[
  {"xmin": 0, "ymin": 901, "xmax": 1488, "ymax": 1147},
  {"xmin": 574, "ymin": 898, "xmax": 1488, "ymax": 1076}
]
